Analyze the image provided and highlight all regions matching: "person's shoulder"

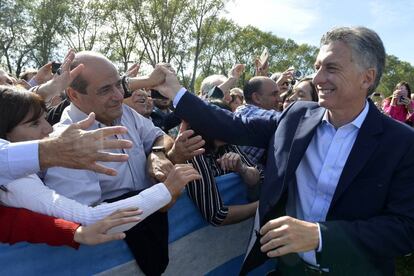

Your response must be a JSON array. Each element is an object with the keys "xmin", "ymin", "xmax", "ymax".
[
  {"xmin": 380, "ymin": 111, "xmax": 414, "ymax": 138},
  {"xmin": 289, "ymin": 100, "xmax": 320, "ymax": 110},
  {"xmin": 282, "ymin": 101, "xmax": 321, "ymax": 117}
]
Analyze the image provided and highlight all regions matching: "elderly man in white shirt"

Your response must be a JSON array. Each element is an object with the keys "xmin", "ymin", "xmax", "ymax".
[{"xmin": 42, "ymin": 51, "xmax": 202, "ymax": 275}]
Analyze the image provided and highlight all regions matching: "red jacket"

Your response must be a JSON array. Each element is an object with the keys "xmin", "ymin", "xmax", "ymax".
[{"xmin": 0, "ymin": 206, "xmax": 79, "ymax": 249}]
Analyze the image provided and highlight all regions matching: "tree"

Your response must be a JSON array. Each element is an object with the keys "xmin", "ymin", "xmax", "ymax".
[
  {"xmin": 101, "ymin": 1, "xmax": 141, "ymax": 72},
  {"xmin": 29, "ymin": 0, "xmax": 70, "ymax": 66},
  {"xmin": 0, "ymin": 0, "xmax": 34, "ymax": 76},
  {"xmin": 63, "ymin": 0, "xmax": 104, "ymax": 52},
  {"xmin": 124, "ymin": 0, "xmax": 190, "ymax": 67},
  {"xmin": 378, "ymin": 55, "xmax": 414, "ymax": 96},
  {"xmin": 187, "ymin": 0, "xmax": 228, "ymax": 91}
]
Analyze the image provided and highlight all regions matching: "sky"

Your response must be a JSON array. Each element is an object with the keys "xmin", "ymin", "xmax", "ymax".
[{"xmin": 224, "ymin": 0, "xmax": 414, "ymax": 66}]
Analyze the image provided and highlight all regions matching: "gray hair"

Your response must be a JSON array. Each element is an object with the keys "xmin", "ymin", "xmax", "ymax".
[
  {"xmin": 200, "ymin": 74, "xmax": 227, "ymax": 96},
  {"xmin": 320, "ymin": 26, "xmax": 385, "ymax": 95}
]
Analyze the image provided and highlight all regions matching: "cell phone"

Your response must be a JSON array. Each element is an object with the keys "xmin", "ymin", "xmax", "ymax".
[
  {"xmin": 151, "ymin": 89, "xmax": 168, "ymax": 99},
  {"xmin": 259, "ymin": 47, "xmax": 269, "ymax": 66},
  {"xmin": 51, "ymin": 61, "xmax": 62, "ymax": 74},
  {"xmin": 397, "ymin": 95, "xmax": 404, "ymax": 105}
]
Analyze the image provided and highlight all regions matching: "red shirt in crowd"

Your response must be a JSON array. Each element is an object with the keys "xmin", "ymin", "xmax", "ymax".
[{"xmin": 0, "ymin": 206, "xmax": 79, "ymax": 248}]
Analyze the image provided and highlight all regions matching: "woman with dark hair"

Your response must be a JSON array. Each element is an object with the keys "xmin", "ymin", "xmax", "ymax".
[
  {"xmin": 186, "ymin": 100, "xmax": 259, "ymax": 226},
  {"xmin": 383, "ymin": 81, "xmax": 414, "ymax": 125},
  {"xmin": 282, "ymin": 77, "xmax": 318, "ymax": 110},
  {"xmin": 0, "ymin": 86, "xmax": 197, "ymax": 234}
]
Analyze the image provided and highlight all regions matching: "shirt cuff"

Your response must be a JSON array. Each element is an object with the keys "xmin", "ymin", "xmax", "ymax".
[
  {"xmin": 27, "ymin": 78, "xmax": 38, "ymax": 87},
  {"xmin": 172, "ymin": 87, "xmax": 187, "ymax": 108},
  {"xmin": 316, "ymin": 222, "xmax": 322, "ymax": 252},
  {"xmin": 8, "ymin": 140, "xmax": 40, "ymax": 179}
]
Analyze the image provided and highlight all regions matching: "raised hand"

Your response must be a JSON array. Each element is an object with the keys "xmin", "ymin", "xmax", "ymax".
[
  {"xmin": 228, "ymin": 64, "xmax": 245, "ymax": 79},
  {"xmin": 126, "ymin": 63, "xmax": 140, "ymax": 78},
  {"xmin": 32, "ymin": 62, "xmax": 53, "ymax": 85},
  {"xmin": 167, "ymin": 121, "xmax": 205, "ymax": 164},
  {"xmin": 152, "ymin": 65, "xmax": 182, "ymax": 100}
]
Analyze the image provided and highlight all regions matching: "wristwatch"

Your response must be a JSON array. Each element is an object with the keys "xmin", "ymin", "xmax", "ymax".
[{"xmin": 151, "ymin": 146, "xmax": 166, "ymax": 153}]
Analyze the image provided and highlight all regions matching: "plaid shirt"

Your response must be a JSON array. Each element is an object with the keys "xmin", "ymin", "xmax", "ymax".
[{"xmin": 234, "ymin": 104, "xmax": 281, "ymax": 165}]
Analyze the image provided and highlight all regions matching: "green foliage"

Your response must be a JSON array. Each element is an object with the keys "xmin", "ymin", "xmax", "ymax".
[
  {"xmin": 1, "ymin": 0, "xmax": 413, "ymax": 91},
  {"xmin": 378, "ymin": 55, "xmax": 414, "ymax": 96}
]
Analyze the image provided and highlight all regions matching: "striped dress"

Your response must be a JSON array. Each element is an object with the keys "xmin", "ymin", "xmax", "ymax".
[{"xmin": 186, "ymin": 144, "xmax": 258, "ymax": 226}]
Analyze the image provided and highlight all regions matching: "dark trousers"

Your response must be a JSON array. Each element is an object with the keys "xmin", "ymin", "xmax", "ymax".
[{"xmin": 106, "ymin": 191, "xmax": 169, "ymax": 276}]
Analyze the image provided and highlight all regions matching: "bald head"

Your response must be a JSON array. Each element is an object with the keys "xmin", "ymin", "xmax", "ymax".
[
  {"xmin": 243, "ymin": 76, "xmax": 280, "ymax": 110},
  {"xmin": 70, "ymin": 51, "xmax": 117, "ymax": 94},
  {"xmin": 66, "ymin": 51, "xmax": 124, "ymax": 125},
  {"xmin": 243, "ymin": 76, "xmax": 270, "ymax": 103}
]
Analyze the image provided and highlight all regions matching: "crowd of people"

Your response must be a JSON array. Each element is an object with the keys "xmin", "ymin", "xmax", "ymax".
[{"xmin": 1, "ymin": 26, "xmax": 414, "ymax": 275}]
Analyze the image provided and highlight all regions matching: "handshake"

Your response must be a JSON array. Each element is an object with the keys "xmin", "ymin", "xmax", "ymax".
[{"xmin": 126, "ymin": 63, "xmax": 183, "ymax": 101}]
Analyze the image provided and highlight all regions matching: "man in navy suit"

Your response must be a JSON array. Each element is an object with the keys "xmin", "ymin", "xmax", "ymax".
[{"xmin": 154, "ymin": 26, "xmax": 414, "ymax": 275}]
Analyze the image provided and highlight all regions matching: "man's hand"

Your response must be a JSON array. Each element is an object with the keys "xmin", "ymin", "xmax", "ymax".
[
  {"xmin": 255, "ymin": 58, "xmax": 269, "ymax": 76},
  {"xmin": 167, "ymin": 121, "xmax": 205, "ymax": 164},
  {"xmin": 147, "ymin": 151, "xmax": 174, "ymax": 182},
  {"xmin": 146, "ymin": 64, "xmax": 170, "ymax": 87},
  {"xmin": 32, "ymin": 62, "xmax": 53, "ymax": 85},
  {"xmin": 74, "ymin": 208, "xmax": 142, "ymax": 245},
  {"xmin": 152, "ymin": 65, "xmax": 183, "ymax": 100},
  {"xmin": 228, "ymin": 64, "xmax": 245, "ymax": 79},
  {"xmin": 164, "ymin": 164, "xmax": 201, "ymax": 200},
  {"xmin": 126, "ymin": 63, "xmax": 140, "ymax": 78},
  {"xmin": 216, "ymin": 152, "xmax": 244, "ymax": 173},
  {"xmin": 259, "ymin": 216, "xmax": 319, "ymax": 258},
  {"xmin": 39, "ymin": 112, "xmax": 133, "ymax": 176},
  {"xmin": 36, "ymin": 49, "xmax": 84, "ymax": 101},
  {"xmin": 276, "ymin": 68, "xmax": 294, "ymax": 88}
]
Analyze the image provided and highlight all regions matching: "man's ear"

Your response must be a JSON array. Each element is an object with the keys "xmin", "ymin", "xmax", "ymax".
[
  {"xmin": 66, "ymin": 87, "xmax": 81, "ymax": 105},
  {"xmin": 251, "ymin": 92, "xmax": 261, "ymax": 105},
  {"xmin": 361, "ymin": 68, "xmax": 376, "ymax": 91}
]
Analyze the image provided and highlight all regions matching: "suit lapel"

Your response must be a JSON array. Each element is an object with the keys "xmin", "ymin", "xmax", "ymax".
[
  {"xmin": 329, "ymin": 102, "xmax": 383, "ymax": 210},
  {"xmin": 283, "ymin": 107, "xmax": 325, "ymax": 185}
]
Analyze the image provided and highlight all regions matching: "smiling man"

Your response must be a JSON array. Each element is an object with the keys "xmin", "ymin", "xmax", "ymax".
[
  {"xmin": 153, "ymin": 26, "xmax": 414, "ymax": 275},
  {"xmin": 43, "ymin": 52, "xmax": 195, "ymax": 275}
]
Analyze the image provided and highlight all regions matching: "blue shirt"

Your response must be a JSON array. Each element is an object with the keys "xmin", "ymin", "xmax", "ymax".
[
  {"xmin": 45, "ymin": 103, "xmax": 165, "ymax": 205},
  {"xmin": 296, "ymin": 101, "xmax": 369, "ymax": 266},
  {"xmin": 234, "ymin": 104, "xmax": 281, "ymax": 165},
  {"xmin": 0, "ymin": 139, "xmax": 39, "ymax": 186}
]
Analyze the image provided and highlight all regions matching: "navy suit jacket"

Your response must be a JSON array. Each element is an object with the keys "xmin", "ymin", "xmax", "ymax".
[{"xmin": 174, "ymin": 92, "xmax": 414, "ymax": 275}]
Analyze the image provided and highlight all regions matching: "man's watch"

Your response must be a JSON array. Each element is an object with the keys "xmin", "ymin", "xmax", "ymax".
[{"xmin": 151, "ymin": 146, "xmax": 166, "ymax": 153}]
